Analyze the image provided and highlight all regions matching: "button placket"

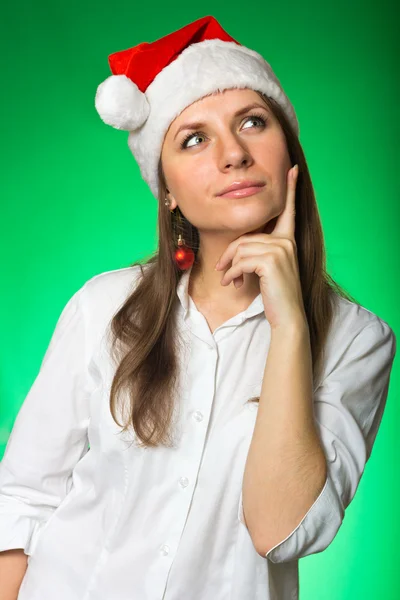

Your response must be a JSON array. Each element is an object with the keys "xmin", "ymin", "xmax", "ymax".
[{"xmin": 157, "ymin": 338, "xmax": 216, "ymax": 566}]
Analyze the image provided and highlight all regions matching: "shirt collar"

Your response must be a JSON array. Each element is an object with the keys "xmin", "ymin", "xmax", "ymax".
[{"xmin": 176, "ymin": 264, "xmax": 265, "ymax": 323}]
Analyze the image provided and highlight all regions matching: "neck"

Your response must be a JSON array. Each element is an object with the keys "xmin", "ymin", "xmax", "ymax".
[{"xmin": 188, "ymin": 256, "xmax": 261, "ymax": 307}]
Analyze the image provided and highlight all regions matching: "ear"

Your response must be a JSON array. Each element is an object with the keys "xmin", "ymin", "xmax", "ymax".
[{"xmin": 165, "ymin": 191, "xmax": 178, "ymax": 211}]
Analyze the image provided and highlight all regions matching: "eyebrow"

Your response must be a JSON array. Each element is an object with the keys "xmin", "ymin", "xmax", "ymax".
[{"xmin": 173, "ymin": 102, "xmax": 269, "ymax": 141}]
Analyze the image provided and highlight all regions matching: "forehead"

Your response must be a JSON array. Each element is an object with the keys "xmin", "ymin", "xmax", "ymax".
[{"xmin": 166, "ymin": 88, "xmax": 267, "ymax": 137}]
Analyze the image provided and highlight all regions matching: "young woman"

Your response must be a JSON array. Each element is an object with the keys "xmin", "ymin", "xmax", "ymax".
[{"xmin": 0, "ymin": 15, "xmax": 396, "ymax": 600}]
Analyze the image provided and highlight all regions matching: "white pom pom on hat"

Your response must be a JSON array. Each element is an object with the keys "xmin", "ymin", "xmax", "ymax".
[
  {"xmin": 94, "ymin": 15, "xmax": 300, "ymax": 199},
  {"xmin": 95, "ymin": 74, "xmax": 149, "ymax": 131}
]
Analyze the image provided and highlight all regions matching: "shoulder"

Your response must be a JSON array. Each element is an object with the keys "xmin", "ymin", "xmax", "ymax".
[
  {"xmin": 76, "ymin": 263, "xmax": 149, "ymax": 341},
  {"xmin": 81, "ymin": 264, "xmax": 146, "ymax": 309},
  {"xmin": 330, "ymin": 294, "xmax": 394, "ymax": 340},
  {"xmin": 319, "ymin": 293, "xmax": 396, "ymax": 381}
]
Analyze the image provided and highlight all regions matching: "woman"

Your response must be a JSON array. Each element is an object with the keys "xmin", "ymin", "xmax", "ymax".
[{"xmin": 0, "ymin": 15, "xmax": 396, "ymax": 600}]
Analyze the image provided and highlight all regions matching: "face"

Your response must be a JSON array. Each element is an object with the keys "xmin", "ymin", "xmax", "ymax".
[{"xmin": 160, "ymin": 87, "xmax": 292, "ymax": 237}]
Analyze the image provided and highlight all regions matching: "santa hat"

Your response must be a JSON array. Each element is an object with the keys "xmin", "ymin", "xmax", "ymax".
[{"xmin": 95, "ymin": 15, "xmax": 299, "ymax": 199}]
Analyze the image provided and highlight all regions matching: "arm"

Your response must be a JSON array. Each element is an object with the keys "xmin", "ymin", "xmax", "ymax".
[
  {"xmin": 241, "ymin": 319, "xmax": 327, "ymax": 556},
  {"xmin": 0, "ymin": 283, "xmax": 95, "ymax": 557},
  {"xmin": 240, "ymin": 315, "xmax": 396, "ymax": 562},
  {"xmin": 0, "ymin": 550, "xmax": 28, "ymax": 600}
]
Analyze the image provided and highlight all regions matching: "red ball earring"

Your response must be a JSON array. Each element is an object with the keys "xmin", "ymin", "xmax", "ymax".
[
  {"xmin": 165, "ymin": 198, "xmax": 195, "ymax": 270},
  {"xmin": 174, "ymin": 234, "xmax": 195, "ymax": 270}
]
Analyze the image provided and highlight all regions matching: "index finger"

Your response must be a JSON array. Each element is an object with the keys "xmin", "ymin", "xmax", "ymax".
[{"xmin": 272, "ymin": 164, "xmax": 298, "ymax": 240}]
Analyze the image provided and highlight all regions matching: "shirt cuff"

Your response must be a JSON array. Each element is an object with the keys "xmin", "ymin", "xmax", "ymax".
[
  {"xmin": 238, "ymin": 473, "xmax": 344, "ymax": 563},
  {"xmin": 0, "ymin": 512, "xmax": 47, "ymax": 556}
]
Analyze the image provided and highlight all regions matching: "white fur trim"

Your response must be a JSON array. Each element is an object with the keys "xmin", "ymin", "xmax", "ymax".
[{"xmin": 95, "ymin": 74, "xmax": 149, "ymax": 131}]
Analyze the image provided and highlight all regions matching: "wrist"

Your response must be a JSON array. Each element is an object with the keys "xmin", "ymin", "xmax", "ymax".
[{"xmin": 270, "ymin": 315, "xmax": 309, "ymax": 339}]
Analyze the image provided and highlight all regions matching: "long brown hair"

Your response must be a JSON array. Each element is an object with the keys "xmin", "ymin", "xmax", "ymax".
[{"xmin": 108, "ymin": 91, "xmax": 359, "ymax": 449}]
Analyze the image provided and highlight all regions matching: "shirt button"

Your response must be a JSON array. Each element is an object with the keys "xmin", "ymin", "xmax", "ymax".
[
  {"xmin": 193, "ymin": 410, "xmax": 203, "ymax": 422},
  {"xmin": 179, "ymin": 476, "xmax": 189, "ymax": 488},
  {"xmin": 160, "ymin": 544, "xmax": 170, "ymax": 556}
]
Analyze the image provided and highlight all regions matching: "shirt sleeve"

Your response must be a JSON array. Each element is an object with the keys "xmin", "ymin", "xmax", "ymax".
[
  {"xmin": 237, "ymin": 316, "xmax": 396, "ymax": 564},
  {"xmin": 0, "ymin": 282, "xmax": 95, "ymax": 556}
]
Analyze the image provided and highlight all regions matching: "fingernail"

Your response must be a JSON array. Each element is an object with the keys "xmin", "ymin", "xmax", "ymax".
[
  {"xmin": 214, "ymin": 260, "xmax": 220, "ymax": 270},
  {"xmin": 291, "ymin": 165, "xmax": 298, "ymax": 178}
]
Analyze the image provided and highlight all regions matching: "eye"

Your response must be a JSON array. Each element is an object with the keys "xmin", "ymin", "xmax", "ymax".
[{"xmin": 179, "ymin": 112, "xmax": 268, "ymax": 150}]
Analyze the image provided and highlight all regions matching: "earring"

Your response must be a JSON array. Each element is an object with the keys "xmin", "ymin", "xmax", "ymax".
[{"xmin": 165, "ymin": 197, "xmax": 194, "ymax": 270}]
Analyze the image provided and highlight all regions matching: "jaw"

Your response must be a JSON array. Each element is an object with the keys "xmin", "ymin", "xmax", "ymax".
[{"xmin": 263, "ymin": 216, "xmax": 278, "ymax": 234}]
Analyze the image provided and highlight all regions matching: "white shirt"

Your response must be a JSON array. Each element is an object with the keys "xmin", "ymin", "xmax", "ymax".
[{"xmin": 0, "ymin": 264, "xmax": 396, "ymax": 600}]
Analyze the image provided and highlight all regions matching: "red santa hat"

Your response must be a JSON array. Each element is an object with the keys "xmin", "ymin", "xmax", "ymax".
[{"xmin": 95, "ymin": 15, "xmax": 299, "ymax": 199}]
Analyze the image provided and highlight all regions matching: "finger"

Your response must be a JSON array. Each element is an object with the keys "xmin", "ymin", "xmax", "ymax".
[
  {"xmin": 229, "ymin": 245, "xmax": 265, "ymax": 288},
  {"xmin": 220, "ymin": 256, "xmax": 263, "ymax": 286},
  {"xmin": 216, "ymin": 240, "xmax": 274, "ymax": 272},
  {"xmin": 272, "ymin": 164, "xmax": 298, "ymax": 240}
]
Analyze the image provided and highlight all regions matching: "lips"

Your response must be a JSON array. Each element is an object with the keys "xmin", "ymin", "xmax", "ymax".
[
  {"xmin": 218, "ymin": 186, "xmax": 265, "ymax": 199},
  {"xmin": 217, "ymin": 181, "xmax": 265, "ymax": 196}
]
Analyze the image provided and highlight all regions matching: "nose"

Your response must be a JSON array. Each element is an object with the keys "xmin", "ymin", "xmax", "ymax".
[{"xmin": 217, "ymin": 135, "xmax": 254, "ymax": 171}]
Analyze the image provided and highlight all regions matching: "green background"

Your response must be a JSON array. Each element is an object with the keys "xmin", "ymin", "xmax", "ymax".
[{"xmin": 1, "ymin": 1, "xmax": 399, "ymax": 597}]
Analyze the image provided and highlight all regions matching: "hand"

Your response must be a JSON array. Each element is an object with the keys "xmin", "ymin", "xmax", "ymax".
[{"xmin": 214, "ymin": 164, "xmax": 306, "ymax": 331}]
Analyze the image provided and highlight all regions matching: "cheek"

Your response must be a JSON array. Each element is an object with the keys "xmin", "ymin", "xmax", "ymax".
[
  {"xmin": 182, "ymin": 162, "xmax": 212, "ymax": 190},
  {"xmin": 257, "ymin": 133, "xmax": 288, "ymax": 169},
  {"xmin": 172, "ymin": 162, "xmax": 213, "ymax": 210},
  {"xmin": 170, "ymin": 162, "xmax": 205, "ymax": 196}
]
